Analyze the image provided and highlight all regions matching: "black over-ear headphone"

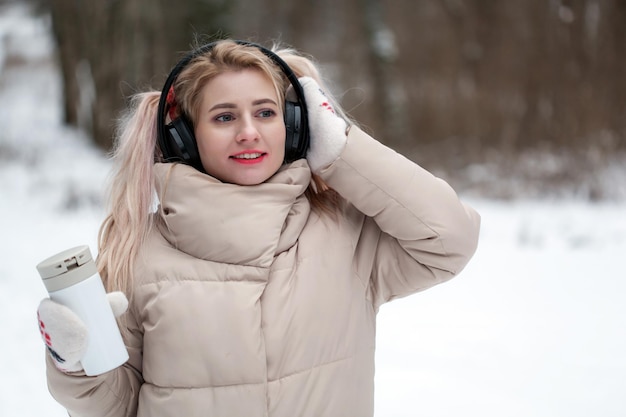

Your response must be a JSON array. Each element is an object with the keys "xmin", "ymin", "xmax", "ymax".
[{"xmin": 156, "ymin": 40, "xmax": 309, "ymax": 172}]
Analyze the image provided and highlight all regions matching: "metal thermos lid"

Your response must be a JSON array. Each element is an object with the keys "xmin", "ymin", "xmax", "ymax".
[{"xmin": 36, "ymin": 245, "xmax": 98, "ymax": 292}]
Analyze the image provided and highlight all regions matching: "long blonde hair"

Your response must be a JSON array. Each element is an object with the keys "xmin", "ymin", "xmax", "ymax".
[{"xmin": 97, "ymin": 40, "xmax": 344, "ymax": 295}]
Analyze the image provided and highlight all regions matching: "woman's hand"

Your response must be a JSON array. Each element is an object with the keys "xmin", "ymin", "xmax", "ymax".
[
  {"xmin": 299, "ymin": 77, "xmax": 348, "ymax": 172},
  {"xmin": 37, "ymin": 292, "xmax": 128, "ymax": 373}
]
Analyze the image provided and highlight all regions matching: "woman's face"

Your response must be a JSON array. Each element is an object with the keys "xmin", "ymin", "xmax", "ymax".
[{"xmin": 194, "ymin": 69, "xmax": 286, "ymax": 185}]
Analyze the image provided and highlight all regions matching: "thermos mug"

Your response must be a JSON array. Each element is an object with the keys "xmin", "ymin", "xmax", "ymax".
[{"xmin": 36, "ymin": 245, "xmax": 128, "ymax": 375}]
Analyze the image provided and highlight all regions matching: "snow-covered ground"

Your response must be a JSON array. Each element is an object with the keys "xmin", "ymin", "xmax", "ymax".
[{"xmin": 1, "ymin": 3, "xmax": 625, "ymax": 416}]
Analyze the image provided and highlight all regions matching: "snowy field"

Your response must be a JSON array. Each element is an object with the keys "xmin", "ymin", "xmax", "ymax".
[{"xmin": 1, "ymin": 3, "xmax": 625, "ymax": 416}]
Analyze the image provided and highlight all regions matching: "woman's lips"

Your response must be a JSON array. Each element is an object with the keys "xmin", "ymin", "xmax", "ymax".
[{"xmin": 230, "ymin": 151, "xmax": 267, "ymax": 164}]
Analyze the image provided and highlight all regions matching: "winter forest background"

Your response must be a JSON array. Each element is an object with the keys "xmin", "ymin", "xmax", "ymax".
[{"xmin": 1, "ymin": 0, "xmax": 625, "ymax": 416}]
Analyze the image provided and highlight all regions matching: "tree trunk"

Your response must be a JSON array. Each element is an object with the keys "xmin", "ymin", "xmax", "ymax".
[{"xmin": 42, "ymin": 0, "xmax": 233, "ymax": 151}]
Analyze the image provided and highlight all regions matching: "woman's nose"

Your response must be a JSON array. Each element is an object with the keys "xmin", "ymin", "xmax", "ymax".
[{"xmin": 236, "ymin": 116, "xmax": 260, "ymax": 142}]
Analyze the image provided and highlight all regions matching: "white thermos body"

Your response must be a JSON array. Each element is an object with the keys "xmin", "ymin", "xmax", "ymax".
[{"xmin": 36, "ymin": 245, "xmax": 128, "ymax": 376}]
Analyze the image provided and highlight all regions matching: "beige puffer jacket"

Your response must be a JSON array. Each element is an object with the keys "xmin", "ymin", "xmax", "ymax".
[{"xmin": 46, "ymin": 127, "xmax": 480, "ymax": 417}]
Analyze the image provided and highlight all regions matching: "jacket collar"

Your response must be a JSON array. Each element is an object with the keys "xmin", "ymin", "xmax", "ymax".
[{"xmin": 153, "ymin": 161, "xmax": 311, "ymax": 268}]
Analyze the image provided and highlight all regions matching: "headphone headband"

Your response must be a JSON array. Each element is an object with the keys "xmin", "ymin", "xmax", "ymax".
[{"xmin": 156, "ymin": 40, "xmax": 309, "ymax": 169}]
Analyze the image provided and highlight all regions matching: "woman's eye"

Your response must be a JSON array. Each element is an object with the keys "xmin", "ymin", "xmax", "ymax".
[
  {"xmin": 216, "ymin": 114, "xmax": 234, "ymax": 122},
  {"xmin": 258, "ymin": 109, "xmax": 275, "ymax": 118}
]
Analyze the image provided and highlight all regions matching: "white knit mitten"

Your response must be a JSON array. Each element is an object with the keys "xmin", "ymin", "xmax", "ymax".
[
  {"xmin": 299, "ymin": 77, "xmax": 348, "ymax": 172},
  {"xmin": 37, "ymin": 291, "xmax": 128, "ymax": 373}
]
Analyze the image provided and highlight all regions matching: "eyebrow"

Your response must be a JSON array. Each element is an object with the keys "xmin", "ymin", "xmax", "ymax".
[{"xmin": 208, "ymin": 98, "xmax": 278, "ymax": 112}]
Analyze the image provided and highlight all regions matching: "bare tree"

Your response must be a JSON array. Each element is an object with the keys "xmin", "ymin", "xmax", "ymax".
[{"xmin": 41, "ymin": 0, "xmax": 232, "ymax": 150}]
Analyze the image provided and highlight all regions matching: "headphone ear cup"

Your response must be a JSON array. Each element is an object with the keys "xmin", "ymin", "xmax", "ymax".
[
  {"xmin": 166, "ymin": 116, "xmax": 203, "ymax": 171},
  {"xmin": 283, "ymin": 101, "xmax": 303, "ymax": 163}
]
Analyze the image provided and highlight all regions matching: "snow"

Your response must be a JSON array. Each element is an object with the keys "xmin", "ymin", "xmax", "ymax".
[{"xmin": 1, "ymin": 3, "xmax": 625, "ymax": 416}]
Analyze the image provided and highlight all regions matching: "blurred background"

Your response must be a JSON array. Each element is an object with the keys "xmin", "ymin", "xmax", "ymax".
[{"xmin": 20, "ymin": 0, "xmax": 626, "ymax": 200}]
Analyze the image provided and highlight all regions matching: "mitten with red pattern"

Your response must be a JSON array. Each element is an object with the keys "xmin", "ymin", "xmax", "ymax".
[
  {"xmin": 298, "ymin": 77, "xmax": 348, "ymax": 173},
  {"xmin": 37, "ymin": 291, "xmax": 128, "ymax": 373}
]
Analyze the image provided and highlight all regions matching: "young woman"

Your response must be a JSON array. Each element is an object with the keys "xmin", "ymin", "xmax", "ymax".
[{"xmin": 37, "ymin": 39, "xmax": 480, "ymax": 417}]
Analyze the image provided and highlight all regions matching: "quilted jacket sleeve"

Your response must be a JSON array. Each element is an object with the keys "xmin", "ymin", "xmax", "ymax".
[
  {"xmin": 45, "ymin": 306, "xmax": 144, "ymax": 417},
  {"xmin": 318, "ymin": 126, "xmax": 481, "ymax": 309}
]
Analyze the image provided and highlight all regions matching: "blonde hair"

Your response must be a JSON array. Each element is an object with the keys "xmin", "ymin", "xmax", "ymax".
[{"xmin": 97, "ymin": 40, "xmax": 343, "ymax": 296}]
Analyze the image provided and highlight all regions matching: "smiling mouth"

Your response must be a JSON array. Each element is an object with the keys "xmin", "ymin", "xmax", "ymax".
[
  {"xmin": 230, "ymin": 152, "xmax": 267, "ymax": 164},
  {"xmin": 230, "ymin": 152, "xmax": 265, "ymax": 160}
]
